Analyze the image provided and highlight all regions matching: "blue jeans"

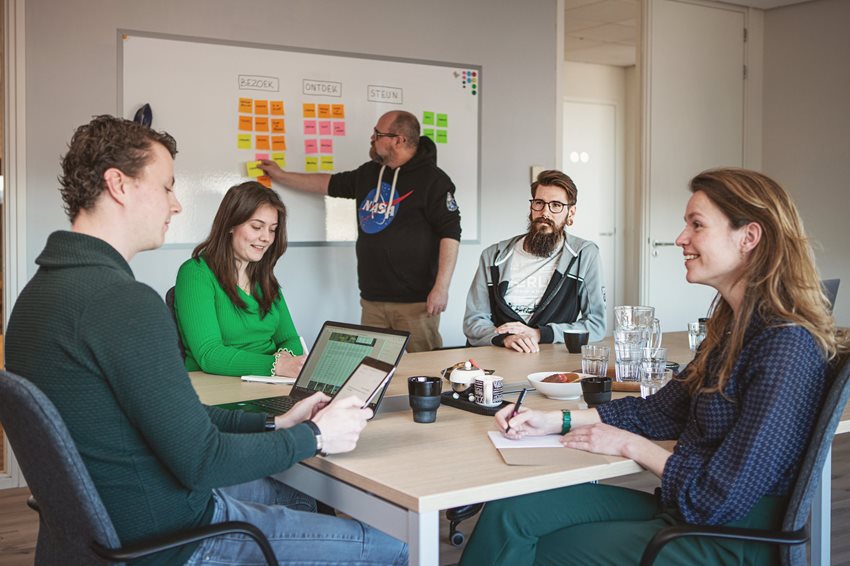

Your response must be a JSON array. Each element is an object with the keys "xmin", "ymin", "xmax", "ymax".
[{"xmin": 185, "ymin": 477, "xmax": 408, "ymax": 565}]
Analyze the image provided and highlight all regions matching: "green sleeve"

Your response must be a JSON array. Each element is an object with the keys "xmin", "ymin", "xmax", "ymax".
[
  {"xmin": 205, "ymin": 405, "xmax": 266, "ymax": 433},
  {"xmin": 272, "ymin": 291, "xmax": 302, "ymax": 355}
]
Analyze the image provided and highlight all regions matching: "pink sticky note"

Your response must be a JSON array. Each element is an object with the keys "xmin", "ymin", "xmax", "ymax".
[
  {"xmin": 255, "ymin": 153, "xmax": 269, "ymax": 160},
  {"xmin": 303, "ymin": 120, "xmax": 317, "ymax": 135},
  {"xmin": 320, "ymin": 139, "xmax": 333, "ymax": 153},
  {"xmin": 304, "ymin": 139, "xmax": 318, "ymax": 154},
  {"xmin": 332, "ymin": 121, "xmax": 346, "ymax": 136},
  {"xmin": 319, "ymin": 121, "xmax": 332, "ymax": 136}
]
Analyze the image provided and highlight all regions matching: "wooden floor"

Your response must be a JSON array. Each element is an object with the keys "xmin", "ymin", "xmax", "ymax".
[{"xmin": 2, "ymin": 435, "xmax": 850, "ymax": 564}]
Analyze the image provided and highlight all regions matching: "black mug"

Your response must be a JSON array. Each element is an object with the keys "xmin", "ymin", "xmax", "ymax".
[
  {"xmin": 564, "ymin": 331, "xmax": 590, "ymax": 354},
  {"xmin": 408, "ymin": 376, "xmax": 442, "ymax": 423},
  {"xmin": 581, "ymin": 376, "xmax": 612, "ymax": 406}
]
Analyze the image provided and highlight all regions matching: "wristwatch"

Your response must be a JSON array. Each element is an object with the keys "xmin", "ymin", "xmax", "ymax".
[
  {"xmin": 303, "ymin": 420, "xmax": 326, "ymax": 456},
  {"xmin": 265, "ymin": 416, "xmax": 277, "ymax": 431}
]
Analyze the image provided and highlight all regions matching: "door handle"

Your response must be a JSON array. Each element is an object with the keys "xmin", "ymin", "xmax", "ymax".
[{"xmin": 651, "ymin": 240, "xmax": 676, "ymax": 257}]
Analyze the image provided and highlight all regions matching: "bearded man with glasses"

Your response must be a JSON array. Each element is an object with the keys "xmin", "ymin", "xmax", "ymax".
[{"xmin": 463, "ymin": 170, "xmax": 606, "ymax": 352}]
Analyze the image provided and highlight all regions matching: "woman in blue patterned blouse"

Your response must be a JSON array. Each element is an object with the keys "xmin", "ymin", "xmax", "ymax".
[{"xmin": 459, "ymin": 168, "xmax": 849, "ymax": 565}]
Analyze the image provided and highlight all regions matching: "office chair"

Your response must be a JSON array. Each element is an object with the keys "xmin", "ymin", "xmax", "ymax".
[
  {"xmin": 640, "ymin": 352, "xmax": 850, "ymax": 566},
  {"xmin": 165, "ymin": 285, "xmax": 187, "ymax": 360},
  {"xmin": 0, "ymin": 370, "xmax": 276, "ymax": 565}
]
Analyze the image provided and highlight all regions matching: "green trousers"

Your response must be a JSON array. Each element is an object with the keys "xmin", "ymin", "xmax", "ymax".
[{"xmin": 458, "ymin": 483, "xmax": 784, "ymax": 566}]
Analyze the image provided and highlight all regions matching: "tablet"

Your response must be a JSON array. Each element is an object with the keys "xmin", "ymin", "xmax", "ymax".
[{"xmin": 334, "ymin": 356, "xmax": 396, "ymax": 417}]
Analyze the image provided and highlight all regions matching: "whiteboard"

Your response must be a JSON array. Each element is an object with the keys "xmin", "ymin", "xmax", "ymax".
[{"xmin": 120, "ymin": 32, "xmax": 480, "ymax": 245}]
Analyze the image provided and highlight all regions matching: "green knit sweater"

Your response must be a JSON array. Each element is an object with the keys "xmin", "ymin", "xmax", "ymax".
[
  {"xmin": 5, "ymin": 231, "xmax": 316, "ymax": 565},
  {"xmin": 174, "ymin": 256, "xmax": 303, "ymax": 376}
]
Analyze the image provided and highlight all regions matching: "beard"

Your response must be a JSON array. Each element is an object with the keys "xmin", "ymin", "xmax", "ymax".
[
  {"xmin": 370, "ymin": 143, "xmax": 387, "ymax": 165},
  {"xmin": 523, "ymin": 215, "xmax": 565, "ymax": 258}
]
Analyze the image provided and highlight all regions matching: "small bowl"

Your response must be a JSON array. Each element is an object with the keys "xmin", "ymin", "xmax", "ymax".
[
  {"xmin": 527, "ymin": 371, "xmax": 591, "ymax": 400},
  {"xmin": 580, "ymin": 376, "xmax": 613, "ymax": 405}
]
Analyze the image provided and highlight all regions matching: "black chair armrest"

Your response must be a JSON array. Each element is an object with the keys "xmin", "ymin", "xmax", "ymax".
[
  {"xmin": 91, "ymin": 521, "xmax": 277, "ymax": 565},
  {"xmin": 639, "ymin": 524, "xmax": 809, "ymax": 566}
]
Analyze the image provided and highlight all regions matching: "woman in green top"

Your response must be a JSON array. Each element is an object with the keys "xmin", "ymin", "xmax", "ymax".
[{"xmin": 175, "ymin": 181, "xmax": 306, "ymax": 377}]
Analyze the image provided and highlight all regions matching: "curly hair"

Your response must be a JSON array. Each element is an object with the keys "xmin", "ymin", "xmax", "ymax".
[{"xmin": 59, "ymin": 115, "xmax": 177, "ymax": 220}]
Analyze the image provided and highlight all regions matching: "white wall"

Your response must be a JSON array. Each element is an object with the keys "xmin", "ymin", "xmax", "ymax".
[
  {"xmin": 15, "ymin": 0, "xmax": 561, "ymax": 347},
  {"xmin": 762, "ymin": 0, "xmax": 850, "ymax": 326}
]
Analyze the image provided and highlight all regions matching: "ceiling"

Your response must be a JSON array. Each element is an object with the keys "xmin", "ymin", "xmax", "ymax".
[{"xmin": 564, "ymin": 0, "xmax": 815, "ymax": 67}]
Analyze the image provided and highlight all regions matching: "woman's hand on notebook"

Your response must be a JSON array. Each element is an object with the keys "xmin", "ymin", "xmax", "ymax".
[
  {"xmin": 275, "ymin": 392, "xmax": 330, "ymax": 430},
  {"xmin": 312, "ymin": 396, "xmax": 373, "ymax": 455},
  {"xmin": 274, "ymin": 353, "xmax": 307, "ymax": 378}
]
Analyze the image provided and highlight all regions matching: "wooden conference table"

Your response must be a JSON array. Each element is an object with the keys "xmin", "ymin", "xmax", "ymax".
[{"xmin": 190, "ymin": 332, "xmax": 848, "ymax": 565}]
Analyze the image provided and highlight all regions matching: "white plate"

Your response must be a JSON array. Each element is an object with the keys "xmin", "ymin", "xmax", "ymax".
[{"xmin": 527, "ymin": 371, "xmax": 593, "ymax": 400}]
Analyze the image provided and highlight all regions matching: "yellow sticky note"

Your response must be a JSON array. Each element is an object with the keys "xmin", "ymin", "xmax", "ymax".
[
  {"xmin": 271, "ymin": 152, "xmax": 286, "ymax": 168},
  {"xmin": 317, "ymin": 104, "xmax": 331, "ymax": 118},
  {"xmin": 271, "ymin": 136, "xmax": 287, "ymax": 151},
  {"xmin": 237, "ymin": 134, "xmax": 252, "ymax": 149},
  {"xmin": 254, "ymin": 100, "xmax": 269, "ymax": 114},
  {"xmin": 271, "ymin": 100, "xmax": 285, "ymax": 115},
  {"xmin": 255, "ymin": 135, "xmax": 270, "ymax": 151},
  {"xmin": 271, "ymin": 119, "xmax": 286, "ymax": 134},
  {"xmin": 239, "ymin": 98, "xmax": 253, "ymax": 113},
  {"xmin": 303, "ymin": 103, "xmax": 317, "ymax": 118},
  {"xmin": 331, "ymin": 104, "xmax": 345, "ymax": 119},
  {"xmin": 258, "ymin": 175, "xmax": 272, "ymax": 189},
  {"xmin": 320, "ymin": 156, "xmax": 334, "ymax": 171},
  {"xmin": 246, "ymin": 161, "xmax": 263, "ymax": 177},
  {"xmin": 254, "ymin": 117, "xmax": 269, "ymax": 132},
  {"xmin": 305, "ymin": 156, "xmax": 319, "ymax": 172},
  {"xmin": 238, "ymin": 115, "xmax": 253, "ymax": 131}
]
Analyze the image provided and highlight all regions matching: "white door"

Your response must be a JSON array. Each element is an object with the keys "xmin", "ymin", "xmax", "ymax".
[
  {"xmin": 643, "ymin": 0, "xmax": 745, "ymax": 333},
  {"xmin": 563, "ymin": 100, "xmax": 616, "ymax": 332}
]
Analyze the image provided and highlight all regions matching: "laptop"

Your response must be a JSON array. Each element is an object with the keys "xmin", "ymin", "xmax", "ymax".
[{"xmin": 215, "ymin": 321, "xmax": 410, "ymax": 416}]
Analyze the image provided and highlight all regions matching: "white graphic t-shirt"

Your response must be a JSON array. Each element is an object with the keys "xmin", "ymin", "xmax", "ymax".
[{"xmin": 504, "ymin": 238, "xmax": 562, "ymax": 323}]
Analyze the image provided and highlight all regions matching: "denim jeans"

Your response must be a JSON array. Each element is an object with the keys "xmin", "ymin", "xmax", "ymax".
[{"xmin": 185, "ymin": 477, "xmax": 408, "ymax": 565}]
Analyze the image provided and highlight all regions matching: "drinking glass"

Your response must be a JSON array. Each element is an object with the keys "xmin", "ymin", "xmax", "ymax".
[
  {"xmin": 614, "ymin": 328, "xmax": 646, "ymax": 382},
  {"xmin": 640, "ymin": 368, "xmax": 672, "ymax": 399},
  {"xmin": 581, "ymin": 344, "xmax": 610, "ymax": 377},
  {"xmin": 641, "ymin": 347, "xmax": 667, "ymax": 375},
  {"xmin": 688, "ymin": 321, "xmax": 706, "ymax": 352}
]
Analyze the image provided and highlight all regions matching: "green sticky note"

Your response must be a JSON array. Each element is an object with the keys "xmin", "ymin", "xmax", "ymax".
[
  {"xmin": 436, "ymin": 129, "xmax": 448, "ymax": 144},
  {"xmin": 423, "ymin": 111, "xmax": 435, "ymax": 125},
  {"xmin": 423, "ymin": 128, "xmax": 435, "ymax": 140},
  {"xmin": 237, "ymin": 134, "xmax": 252, "ymax": 149},
  {"xmin": 305, "ymin": 156, "xmax": 319, "ymax": 172},
  {"xmin": 436, "ymin": 113, "xmax": 448, "ymax": 128},
  {"xmin": 271, "ymin": 152, "xmax": 286, "ymax": 168}
]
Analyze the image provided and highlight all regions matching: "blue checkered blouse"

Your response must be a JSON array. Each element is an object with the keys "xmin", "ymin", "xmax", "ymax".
[{"xmin": 597, "ymin": 317, "xmax": 828, "ymax": 525}]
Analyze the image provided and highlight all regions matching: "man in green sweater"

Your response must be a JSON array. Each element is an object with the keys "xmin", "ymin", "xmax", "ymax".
[{"xmin": 5, "ymin": 115, "xmax": 407, "ymax": 565}]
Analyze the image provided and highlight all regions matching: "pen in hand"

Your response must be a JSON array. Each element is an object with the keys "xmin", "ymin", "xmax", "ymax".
[{"xmin": 504, "ymin": 387, "xmax": 529, "ymax": 434}]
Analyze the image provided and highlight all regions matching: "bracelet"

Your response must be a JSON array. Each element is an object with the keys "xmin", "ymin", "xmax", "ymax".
[
  {"xmin": 271, "ymin": 348, "xmax": 285, "ymax": 377},
  {"xmin": 561, "ymin": 410, "xmax": 572, "ymax": 435}
]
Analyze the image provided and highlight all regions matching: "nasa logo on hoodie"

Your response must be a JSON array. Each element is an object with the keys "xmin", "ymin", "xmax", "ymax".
[
  {"xmin": 358, "ymin": 181, "xmax": 414, "ymax": 234},
  {"xmin": 446, "ymin": 192, "xmax": 459, "ymax": 212}
]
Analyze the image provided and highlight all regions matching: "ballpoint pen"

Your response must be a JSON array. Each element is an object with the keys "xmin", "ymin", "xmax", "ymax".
[{"xmin": 504, "ymin": 387, "xmax": 529, "ymax": 434}]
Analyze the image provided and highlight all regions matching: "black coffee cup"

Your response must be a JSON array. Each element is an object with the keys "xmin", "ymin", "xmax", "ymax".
[
  {"xmin": 581, "ymin": 376, "xmax": 612, "ymax": 406},
  {"xmin": 564, "ymin": 331, "xmax": 590, "ymax": 354},
  {"xmin": 408, "ymin": 376, "xmax": 442, "ymax": 423}
]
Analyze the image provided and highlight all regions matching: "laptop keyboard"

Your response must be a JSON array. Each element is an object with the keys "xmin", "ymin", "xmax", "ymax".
[{"xmin": 248, "ymin": 396, "xmax": 298, "ymax": 415}]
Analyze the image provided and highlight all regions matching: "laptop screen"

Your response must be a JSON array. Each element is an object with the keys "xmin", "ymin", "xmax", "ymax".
[{"xmin": 293, "ymin": 321, "xmax": 410, "ymax": 396}]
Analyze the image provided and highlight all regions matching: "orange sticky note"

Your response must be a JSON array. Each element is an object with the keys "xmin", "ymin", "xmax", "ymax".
[
  {"xmin": 254, "ymin": 117, "xmax": 269, "ymax": 132},
  {"xmin": 255, "ymin": 135, "xmax": 270, "ymax": 150},
  {"xmin": 254, "ymin": 100, "xmax": 269, "ymax": 114},
  {"xmin": 271, "ymin": 100, "xmax": 285, "ymax": 115},
  {"xmin": 305, "ymin": 156, "xmax": 319, "ymax": 172},
  {"xmin": 239, "ymin": 98, "xmax": 253, "ymax": 113},
  {"xmin": 303, "ymin": 104, "xmax": 317, "ymax": 118},
  {"xmin": 258, "ymin": 175, "xmax": 272, "ymax": 189},
  {"xmin": 319, "ymin": 121, "xmax": 332, "ymax": 136},
  {"xmin": 331, "ymin": 104, "xmax": 345, "ymax": 119},
  {"xmin": 317, "ymin": 104, "xmax": 331, "ymax": 119},
  {"xmin": 238, "ymin": 115, "xmax": 253, "ymax": 131},
  {"xmin": 271, "ymin": 136, "xmax": 287, "ymax": 151},
  {"xmin": 271, "ymin": 119, "xmax": 286, "ymax": 134},
  {"xmin": 320, "ymin": 139, "xmax": 333, "ymax": 153},
  {"xmin": 246, "ymin": 161, "xmax": 263, "ymax": 178},
  {"xmin": 237, "ymin": 134, "xmax": 252, "ymax": 149},
  {"xmin": 271, "ymin": 152, "xmax": 286, "ymax": 168},
  {"xmin": 320, "ymin": 156, "xmax": 334, "ymax": 171},
  {"xmin": 332, "ymin": 122, "xmax": 346, "ymax": 136}
]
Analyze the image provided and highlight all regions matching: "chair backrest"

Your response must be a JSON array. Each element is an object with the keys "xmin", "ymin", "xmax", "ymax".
[
  {"xmin": 165, "ymin": 286, "xmax": 187, "ymax": 360},
  {"xmin": 781, "ymin": 352, "xmax": 850, "ymax": 565},
  {"xmin": 822, "ymin": 279, "xmax": 840, "ymax": 313},
  {"xmin": 0, "ymin": 370, "xmax": 121, "ymax": 565}
]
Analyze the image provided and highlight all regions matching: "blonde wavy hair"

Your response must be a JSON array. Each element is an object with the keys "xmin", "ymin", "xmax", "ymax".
[{"xmin": 680, "ymin": 168, "xmax": 848, "ymax": 395}]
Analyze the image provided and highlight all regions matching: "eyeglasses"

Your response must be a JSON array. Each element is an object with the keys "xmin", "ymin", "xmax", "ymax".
[
  {"xmin": 529, "ymin": 199, "xmax": 572, "ymax": 213},
  {"xmin": 372, "ymin": 128, "xmax": 399, "ymax": 139}
]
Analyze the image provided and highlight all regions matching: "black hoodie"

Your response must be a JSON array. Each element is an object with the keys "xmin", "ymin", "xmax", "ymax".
[{"xmin": 328, "ymin": 136, "xmax": 462, "ymax": 302}]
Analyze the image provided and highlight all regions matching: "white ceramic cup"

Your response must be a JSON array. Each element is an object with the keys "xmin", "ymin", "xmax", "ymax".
[{"xmin": 473, "ymin": 375, "xmax": 504, "ymax": 407}]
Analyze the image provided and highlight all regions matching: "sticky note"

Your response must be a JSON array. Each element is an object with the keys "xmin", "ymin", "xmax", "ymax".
[
  {"xmin": 436, "ymin": 129, "xmax": 448, "ymax": 144},
  {"xmin": 422, "ymin": 111, "xmax": 435, "ymax": 125},
  {"xmin": 255, "ymin": 153, "xmax": 269, "ymax": 161},
  {"xmin": 317, "ymin": 104, "xmax": 331, "ymax": 118},
  {"xmin": 331, "ymin": 104, "xmax": 345, "ymax": 119},
  {"xmin": 304, "ymin": 139, "xmax": 318, "ymax": 154},
  {"xmin": 271, "ymin": 119, "xmax": 286, "ymax": 134},
  {"xmin": 238, "ymin": 115, "xmax": 253, "ymax": 131},
  {"xmin": 320, "ymin": 156, "xmax": 334, "ymax": 171},
  {"xmin": 303, "ymin": 104, "xmax": 316, "ymax": 118},
  {"xmin": 258, "ymin": 175, "xmax": 272, "ymax": 189},
  {"xmin": 271, "ymin": 152, "xmax": 286, "ymax": 168},
  {"xmin": 319, "ymin": 121, "xmax": 332, "ymax": 136},
  {"xmin": 332, "ymin": 122, "xmax": 346, "ymax": 136},
  {"xmin": 423, "ymin": 128, "xmax": 435, "ymax": 140},
  {"xmin": 237, "ymin": 134, "xmax": 252, "ymax": 149},
  {"xmin": 246, "ymin": 161, "xmax": 263, "ymax": 177},
  {"xmin": 271, "ymin": 136, "xmax": 287, "ymax": 151},
  {"xmin": 255, "ymin": 135, "xmax": 270, "ymax": 151},
  {"xmin": 303, "ymin": 120, "xmax": 317, "ymax": 135},
  {"xmin": 239, "ymin": 98, "xmax": 253, "ymax": 113},
  {"xmin": 270, "ymin": 100, "xmax": 285, "ymax": 115},
  {"xmin": 320, "ymin": 139, "xmax": 333, "ymax": 153},
  {"xmin": 254, "ymin": 100, "xmax": 269, "ymax": 114},
  {"xmin": 254, "ymin": 117, "xmax": 269, "ymax": 132},
  {"xmin": 436, "ymin": 113, "xmax": 448, "ymax": 128},
  {"xmin": 305, "ymin": 156, "xmax": 319, "ymax": 172}
]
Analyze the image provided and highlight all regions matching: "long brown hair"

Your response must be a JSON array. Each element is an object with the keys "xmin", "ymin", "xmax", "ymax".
[
  {"xmin": 680, "ymin": 168, "xmax": 847, "ymax": 394},
  {"xmin": 192, "ymin": 182, "xmax": 287, "ymax": 316}
]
